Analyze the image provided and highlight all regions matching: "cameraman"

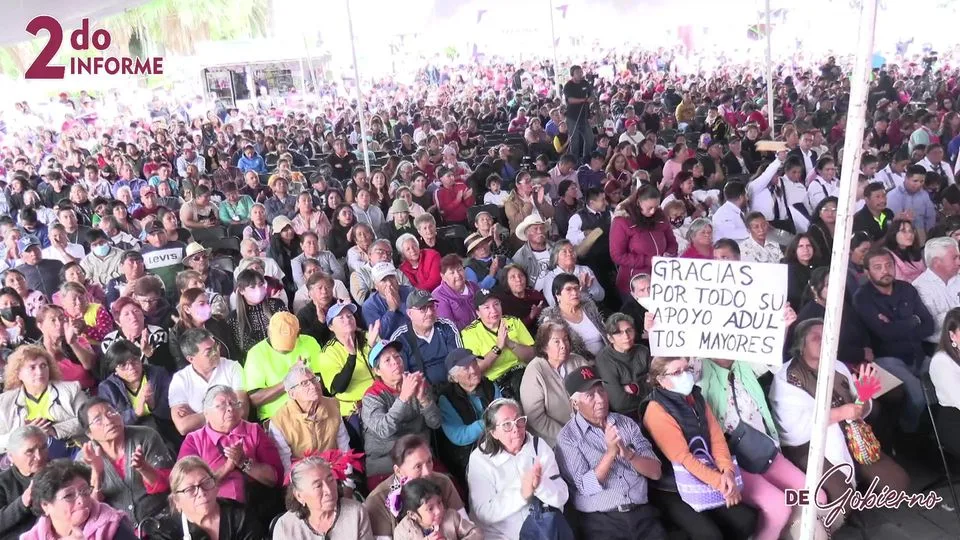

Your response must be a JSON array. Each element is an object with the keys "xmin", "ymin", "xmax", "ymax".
[{"xmin": 564, "ymin": 65, "xmax": 593, "ymax": 164}]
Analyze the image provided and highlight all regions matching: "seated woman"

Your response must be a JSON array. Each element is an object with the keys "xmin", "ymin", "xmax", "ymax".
[
  {"xmin": 883, "ymin": 218, "xmax": 926, "ymax": 282},
  {"xmin": 432, "ymin": 254, "xmax": 481, "ymax": 331},
  {"xmin": 362, "ymin": 340, "xmax": 442, "ymax": 491},
  {"xmin": 267, "ymin": 363, "xmax": 350, "ymax": 476},
  {"xmin": 178, "ymin": 385, "xmax": 284, "ymax": 523},
  {"xmin": 783, "ymin": 234, "xmax": 819, "ymax": 310},
  {"xmin": 227, "ymin": 269, "xmax": 289, "ymax": 362},
  {"xmin": 519, "ymin": 322, "xmax": 591, "ymax": 447},
  {"xmin": 538, "ymin": 274, "xmax": 607, "ymax": 360},
  {"xmin": 739, "ymin": 212, "xmax": 783, "ymax": 264},
  {"xmin": 36, "ymin": 305, "xmax": 97, "ymax": 391},
  {"xmin": 364, "ymin": 434, "xmax": 464, "ymax": 539},
  {"xmin": 807, "ymin": 196, "xmax": 837, "ymax": 266},
  {"xmin": 274, "ymin": 456, "xmax": 374, "ymax": 540},
  {"xmin": 680, "ymin": 217, "xmax": 714, "ymax": 259},
  {"xmin": 175, "ymin": 269, "xmax": 229, "ymax": 320},
  {"xmin": 24, "ymin": 459, "xmax": 136, "ymax": 539},
  {"xmin": 347, "ymin": 222, "xmax": 376, "ymax": 274},
  {"xmin": 467, "ymin": 398, "xmax": 569, "ymax": 540},
  {"xmin": 396, "ymin": 478, "xmax": 481, "ymax": 540},
  {"xmin": 0, "ymin": 345, "xmax": 86, "ymax": 457},
  {"xmin": 53, "ymin": 263, "xmax": 106, "ymax": 307},
  {"xmin": 242, "ymin": 202, "xmax": 273, "ymax": 252},
  {"xmin": 0, "ymin": 425, "xmax": 49, "ymax": 538},
  {"xmin": 169, "ymin": 287, "xmax": 238, "ymax": 369},
  {"xmin": 770, "ymin": 319, "xmax": 909, "ymax": 517},
  {"xmin": 76, "ymin": 398, "xmax": 174, "ymax": 524},
  {"xmin": 595, "ymin": 312, "xmax": 651, "ymax": 417},
  {"xmin": 98, "ymin": 340, "xmax": 177, "ymax": 446},
  {"xmin": 3, "ymin": 269, "xmax": 48, "ymax": 318},
  {"xmin": 643, "ymin": 356, "xmax": 757, "ymax": 540},
  {"xmin": 58, "ymin": 282, "xmax": 114, "ymax": 349},
  {"xmin": 157, "ymin": 456, "xmax": 264, "ymax": 540},
  {"xmin": 930, "ymin": 308, "xmax": 960, "ymax": 457},
  {"xmin": 495, "ymin": 264, "xmax": 546, "ymax": 333},
  {"xmin": 231, "ymin": 258, "xmax": 289, "ymax": 310},
  {"xmin": 541, "ymin": 240, "xmax": 605, "ymax": 308},
  {"xmin": 101, "ymin": 296, "xmax": 175, "ymax": 374},
  {"xmin": 397, "ymin": 233, "xmax": 442, "ymax": 291}
]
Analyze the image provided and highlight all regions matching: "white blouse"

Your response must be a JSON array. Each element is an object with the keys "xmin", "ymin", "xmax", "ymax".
[
  {"xmin": 930, "ymin": 351, "xmax": 960, "ymax": 410},
  {"xmin": 467, "ymin": 434, "xmax": 569, "ymax": 540}
]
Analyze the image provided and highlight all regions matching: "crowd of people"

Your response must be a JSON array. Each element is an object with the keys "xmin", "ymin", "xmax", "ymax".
[{"xmin": 0, "ymin": 45, "xmax": 957, "ymax": 540}]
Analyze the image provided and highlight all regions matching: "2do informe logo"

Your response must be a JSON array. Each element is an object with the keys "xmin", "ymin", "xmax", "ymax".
[{"xmin": 24, "ymin": 16, "xmax": 163, "ymax": 79}]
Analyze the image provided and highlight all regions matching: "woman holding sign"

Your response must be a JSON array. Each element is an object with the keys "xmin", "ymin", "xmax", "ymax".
[{"xmin": 610, "ymin": 185, "xmax": 677, "ymax": 296}]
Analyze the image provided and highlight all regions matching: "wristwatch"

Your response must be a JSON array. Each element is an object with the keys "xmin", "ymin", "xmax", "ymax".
[
  {"xmin": 491, "ymin": 345, "xmax": 502, "ymax": 356},
  {"xmin": 239, "ymin": 459, "xmax": 253, "ymax": 473}
]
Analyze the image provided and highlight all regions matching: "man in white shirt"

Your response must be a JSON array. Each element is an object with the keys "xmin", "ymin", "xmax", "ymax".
[
  {"xmin": 749, "ymin": 152, "xmax": 810, "ymax": 236},
  {"xmin": 918, "ymin": 143, "xmax": 956, "ymax": 186},
  {"xmin": 875, "ymin": 150, "xmax": 910, "ymax": 191},
  {"xmin": 912, "ymin": 237, "xmax": 960, "ymax": 345},
  {"xmin": 619, "ymin": 118, "xmax": 644, "ymax": 147},
  {"xmin": 167, "ymin": 328, "xmax": 249, "ymax": 435},
  {"xmin": 41, "ymin": 224, "xmax": 85, "ymax": 264},
  {"xmin": 712, "ymin": 181, "xmax": 750, "ymax": 241}
]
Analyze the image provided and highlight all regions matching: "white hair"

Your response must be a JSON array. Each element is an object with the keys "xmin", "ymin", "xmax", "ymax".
[
  {"xmin": 202, "ymin": 385, "xmax": 237, "ymax": 411},
  {"xmin": 8, "ymin": 425, "xmax": 47, "ymax": 455},
  {"xmin": 924, "ymin": 236, "xmax": 959, "ymax": 267},
  {"xmin": 448, "ymin": 365, "xmax": 466, "ymax": 384},
  {"xmin": 395, "ymin": 233, "xmax": 419, "ymax": 254}
]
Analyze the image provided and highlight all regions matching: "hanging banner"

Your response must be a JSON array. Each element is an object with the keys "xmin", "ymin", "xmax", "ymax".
[{"xmin": 647, "ymin": 257, "xmax": 788, "ymax": 364}]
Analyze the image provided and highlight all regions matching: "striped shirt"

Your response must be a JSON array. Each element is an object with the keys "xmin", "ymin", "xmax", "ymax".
[{"xmin": 554, "ymin": 412, "xmax": 659, "ymax": 513}]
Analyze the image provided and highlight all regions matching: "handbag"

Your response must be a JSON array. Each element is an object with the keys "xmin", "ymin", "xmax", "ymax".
[
  {"xmin": 842, "ymin": 418, "xmax": 881, "ymax": 465},
  {"xmin": 673, "ymin": 435, "xmax": 744, "ymax": 512},
  {"xmin": 518, "ymin": 437, "xmax": 575, "ymax": 540},
  {"xmin": 724, "ymin": 373, "xmax": 778, "ymax": 474}
]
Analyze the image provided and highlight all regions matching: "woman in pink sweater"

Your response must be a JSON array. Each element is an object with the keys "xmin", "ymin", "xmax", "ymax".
[{"xmin": 610, "ymin": 185, "xmax": 678, "ymax": 295}]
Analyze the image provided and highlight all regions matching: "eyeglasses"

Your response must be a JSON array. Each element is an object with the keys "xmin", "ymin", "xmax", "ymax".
[
  {"xmin": 90, "ymin": 410, "xmax": 120, "ymax": 426},
  {"xmin": 175, "ymin": 477, "xmax": 217, "ymax": 498},
  {"xmin": 56, "ymin": 486, "xmax": 93, "ymax": 504},
  {"xmin": 496, "ymin": 416, "xmax": 528, "ymax": 433},
  {"xmin": 610, "ymin": 326, "xmax": 636, "ymax": 336},
  {"xmin": 135, "ymin": 296, "xmax": 162, "ymax": 306},
  {"xmin": 663, "ymin": 367, "xmax": 695, "ymax": 378},
  {"xmin": 294, "ymin": 376, "xmax": 320, "ymax": 390},
  {"xmin": 211, "ymin": 400, "xmax": 242, "ymax": 412}
]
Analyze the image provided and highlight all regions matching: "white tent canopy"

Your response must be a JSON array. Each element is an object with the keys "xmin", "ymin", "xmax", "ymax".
[{"xmin": 2, "ymin": 0, "xmax": 149, "ymax": 46}]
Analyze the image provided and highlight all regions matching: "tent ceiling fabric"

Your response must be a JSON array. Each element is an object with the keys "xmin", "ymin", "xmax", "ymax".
[{"xmin": 2, "ymin": 0, "xmax": 151, "ymax": 46}]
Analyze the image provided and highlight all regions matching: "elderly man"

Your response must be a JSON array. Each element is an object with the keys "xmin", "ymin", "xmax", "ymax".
[
  {"xmin": 350, "ymin": 239, "xmax": 412, "ymax": 304},
  {"xmin": 0, "ymin": 425, "xmax": 47, "ymax": 538},
  {"xmin": 76, "ymin": 398, "xmax": 174, "ymax": 524},
  {"xmin": 913, "ymin": 237, "xmax": 960, "ymax": 351},
  {"xmin": 15, "ymin": 236, "xmax": 63, "ymax": 297},
  {"xmin": 168, "ymin": 328, "xmax": 249, "ymax": 435},
  {"xmin": 555, "ymin": 367, "xmax": 665, "ymax": 540},
  {"xmin": 388, "ymin": 289, "xmax": 463, "ymax": 385},
  {"xmin": 460, "ymin": 289, "xmax": 536, "ymax": 398},
  {"xmin": 511, "ymin": 215, "xmax": 555, "ymax": 292},
  {"xmin": 244, "ymin": 312, "xmax": 323, "ymax": 420},
  {"xmin": 183, "ymin": 242, "xmax": 234, "ymax": 296},
  {"xmin": 266, "ymin": 363, "xmax": 350, "ymax": 476},
  {"xmin": 362, "ymin": 262, "xmax": 414, "ymax": 339}
]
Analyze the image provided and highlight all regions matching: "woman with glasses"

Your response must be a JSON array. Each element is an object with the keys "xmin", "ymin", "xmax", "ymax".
[
  {"xmin": 98, "ymin": 339, "xmax": 177, "ymax": 446},
  {"xmin": 467, "ymin": 398, "xmax": 569, "ymax": 540},
  {"xmin": 595, "ymin": 312, "xmax": 651, "ymax": 417},
  {"xmin": 807, "ymin": 197, "xmax": 837, "ymax": 266},
  {"xmin": 23, "ymin": 459, "xmax": 136, "ymax": 539},
  {"xmin": 158, "ymin": 456, "xmax": 264, "ymax": 540},
  {"xmin": 76, "ymin": 398, "xmax": 174, "ymax": 524},
  {"xmin": 538, "ymin": 274, "xmax": 608, "ymax": 360},
  {"xmin": 275, "ymin": 456, "xmax": 374, "ymax": 540}
]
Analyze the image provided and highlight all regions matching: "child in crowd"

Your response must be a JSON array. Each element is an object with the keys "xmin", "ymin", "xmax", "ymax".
[
  {"xmin": 483, "ymin": 176, "xmax": 508, "ymax": 207},
  {"xmin": 395, "ymin": 479, "xmax": 481, "ymax": 540}
]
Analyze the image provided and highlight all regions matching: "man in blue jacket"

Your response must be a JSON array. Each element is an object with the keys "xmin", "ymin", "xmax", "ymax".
[
  {"xmin": 361, "ymin": 262, "xmax": 412, "ymax": 339},
  {"xmin": 852, "ymin": 247, "xmax": 932, "ymax": 433}
]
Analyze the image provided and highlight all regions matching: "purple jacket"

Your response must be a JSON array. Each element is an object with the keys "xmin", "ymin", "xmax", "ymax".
[{"xmin": 432, "ymin": 280, "xmax": 481, "ymax": 330}]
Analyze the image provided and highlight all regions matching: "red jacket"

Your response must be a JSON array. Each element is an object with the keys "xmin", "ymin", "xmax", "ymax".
[
  {"xmin": 435, "ymin": 183, "xmax": 475, "ymax": 224},
  {"xmin": 609, "ymin": 212, "xmax": 677, "ymax": 293},
  {"xmin": 400, "ymin": 248, "xmax": 442, "ymax": 291}
]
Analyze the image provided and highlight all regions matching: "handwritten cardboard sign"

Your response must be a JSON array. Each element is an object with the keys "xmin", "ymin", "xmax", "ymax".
[{"xmin": 648, "ymin": 257, "xmax": 789, "ymax": 364}]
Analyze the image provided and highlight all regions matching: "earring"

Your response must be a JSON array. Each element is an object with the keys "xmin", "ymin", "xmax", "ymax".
[{"xmin": 953, "ymin": 341, "xmax": 959, "ymax": 350}]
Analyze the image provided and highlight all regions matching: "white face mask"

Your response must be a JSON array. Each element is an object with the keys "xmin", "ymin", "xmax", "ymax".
[{"xmin": 666, "ymin": 371, "xmax": 696, "ymax": 396}]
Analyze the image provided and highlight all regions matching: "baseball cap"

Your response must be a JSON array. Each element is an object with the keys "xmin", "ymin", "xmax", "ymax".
[
  {"xmin": 564, "ymin": 366, "xmax": 604, "ymax": 395},
  {"xmin": 406, "ymin": 289, "xmax": 435, "ymax": 310},
  {"xmin": 325, "ymin": 301, "xmax": 357, "ymax": 326},
  {"xmin": 268, "ymin": 312, "xmax": 300, "ymax": 353},
  {"xmin": 445, "ymin": 347, "xmax": 480, "ymax": 373},
  {"xmin": 371, "ymin": 262, "xmax": 398, "ymax": 283},
  {"xmin": 473, "ymin": 288, "xmax": 497, "ymax": 308},
  {"xmin": 120, "ymin": 250, "xmax": 143, "ymax": 263},
  {"xmin": 624, "ymin": 118, "xmax": 638, "ymax": 128},
  {"xmin": 17, "ymin": 236, "xmax": 40, "ymax": 253},
  {"xmin": 367, "ymin": 339, "xmax": 402, "ymax": 368}
]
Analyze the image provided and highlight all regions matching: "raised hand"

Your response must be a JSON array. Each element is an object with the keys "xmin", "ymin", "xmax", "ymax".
[
  {"xmin": 399, "ymin": 373, "xmax": 419, "ymax": 402},
  {"xmin": 366, "ymin": 320, "xmax": 381, "ymax": 348}
]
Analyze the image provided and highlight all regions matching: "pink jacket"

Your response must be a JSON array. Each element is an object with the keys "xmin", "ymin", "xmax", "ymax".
[
  {"xmin": 610, "ymin": 210, "xmax": 677, "ymax": 293},
  {"xmin": 21, "ymin": 501, "xmax": 130, "ymax": 540}
]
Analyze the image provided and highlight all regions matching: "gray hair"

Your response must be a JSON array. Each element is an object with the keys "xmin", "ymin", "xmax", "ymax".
[
  {"xmin": 685, "ymin": 217, "xmax": 713, "ymax": 242},
  {"xmin": 447, "ymin": 365, "xmax": 467, "ymax": 384},
  {"xmin": 414, "ymin": 213, "xmax": 436, "ymax": 229},
  {"xmin": 604, "ymin": 312, "xmax": 636, "ymax": 335},
  {"xmin": 395, "ymin": 233, "xmax": 419, "ymax": 254},
  {"xmin": 368, "ymin": 238, "xmax": 392, "ymax": 256},
  {"xmin": 290, "ymin": 456, "xmax": 331, "ymax": 493},
  {"xmin": 202, "ymin": 385, "xmax": 237, "ymax": 411},
  {"xmin": 8, "ymin": 425, "xmax": 47, "ymax": 454},
  {"xmin": 283, "ymin": 363, "xmax": 315, "ymax": 393},
  {"xmin": 180, "ymin": 328, "xmax": 215, "ymax": 359},
  {"xmin": 549, "ymin": 240, "xmax": 575, "ymax": 268},
  {"xmin": 924, "ymin": 236, "xmax": 959, "ymax": 267}
]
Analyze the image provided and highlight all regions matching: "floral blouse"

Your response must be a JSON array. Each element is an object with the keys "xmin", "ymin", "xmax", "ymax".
[{"xmin": 738, "ymin": 237, "xmax": 784, "ymax": 264}]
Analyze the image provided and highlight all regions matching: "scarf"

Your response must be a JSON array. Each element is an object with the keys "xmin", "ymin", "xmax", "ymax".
[
  {"xmin": 786, "ymin": 356, "xmax": 855, "ymax": 407},
  {"xmin": 385, "ymin": 475, "xmax": 410, "ymax": 517},
  {"xmin": 699, "ymin": 359, "xmax": 778, "ymax": 440}
]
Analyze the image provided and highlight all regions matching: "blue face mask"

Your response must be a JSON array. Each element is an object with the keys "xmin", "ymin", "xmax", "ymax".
[
  {"xmin": 92, "ymin": 244, "xmax": 110, "ymax": 257},
  {"xmin": 667, "ymin": 371, "xmax": 696, "ymax": 396}
]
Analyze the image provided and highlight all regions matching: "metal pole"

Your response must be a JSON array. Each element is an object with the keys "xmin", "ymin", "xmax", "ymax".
[
  {"xmin": 345, "ymin": 0, "xmax": 371, "ymax": 175},
  {"xmin": 302, "ymin": 34, "xmax": 318, "ymax": 93},
  {"xmin": 765, "ymin": 0, "xmax": 776, "ymax": 136},
  {"xmin": 798, "ymin": 0, "xmax": 878, "ymax": 538},
  {"xmin": 548, "ymin": 0, "xmax": 562, "ymax": 91}
]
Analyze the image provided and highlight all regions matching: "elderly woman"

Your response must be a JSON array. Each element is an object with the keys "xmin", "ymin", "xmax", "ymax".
[
  {"xmin": 178, "ymin": 385, "xmax": 284, "ymax": 522},
  {"xmin": 58, "ymin": 282, "xmax": 114, "ymax": 348},
  {"xmin": 740, "ymin": 212, "xmax": 783, "ymax": 264},
  {"xmin": 538, "ymin": 274, "xmax": 608, "ymax": 359},
  {"xmin": 496, "ymin": 264, "xmax": 546, "ymax": 332},
  {"xmin": 23, "ymin": 459, "xmax": 136, "ymax": 539},
  {"xmin": 169, "ymin": 287, "xmax": 238, "ymax": 369},
  {"xmin": 467, "ymin": 398, "xmax": 569, "ymax": 540},
  {"xmin": 770, "ymin": 319, "xmax": 910, "ymax": 517},
  {"xmin": 76, "ymin": 398, "xmax": 174, "ymax": 524},
  {"xmin": 519, "ymin": 322, "xmax": 592, "ymax": 447},
  {"xmin": 98, "ymin": 340, "xmax": 176, "ymax": 444},
  {"xmin": 681, "ymin": 217, "xmax": 714, "ymax": 259},
  {"xmin": 156, "ymin": 456, "xmax": 263, "ymax": 540},
  {"xmin": 242, "ymin": 203, "xmax": 273, "ymax": 252},
  {"xmin": 437, "ymin": 348, "xmax": 503, "ymax": 483},
  {"xmin": 397, "ymin": 233, "xmax": 442, "ymax": 291},
  {"xmin": 36, "ymin": 305, "xmax": 97, "ymax": 391},
  {"xmin": 595, "ymin": 313, "xmax": 651, "ymax": 417},
  {"xmin": 0, "ymin": 345, "xmax": 86, "ymax": 457},
  {"xmin": 267, "ymin": 363, "xmax": 350, "ymax": 476},
  {"xmin": 361, "ymin": 340, "xmax": 442, "ymax": 490},
  {"xmin": 0, "ymin": 425, "xmax": 48, "ymax": 538},
  {"xmin": 364, "ymin": 434, "xmax": 465, "ymax": 538},
  {"xmin": 432, "ymin": 254, "xmax": 481, "ymax": 330},
  {"xmin": 100, "ymin": 296, "xmax": 175, "ymax": 374},
  {"xmin": 274, "ymin": 456, "xmax": 374, "ymax": 540},
  {"xmin": 347, "ymin": 222, "xmax": 376, "ymax": 274},
  {"xmin": 643, "ymin": 356, "xmax": 758, "ymax": 540},
  {"xmin": 541, "ymin": 240, "xmax": 605, "ymax": 308}
]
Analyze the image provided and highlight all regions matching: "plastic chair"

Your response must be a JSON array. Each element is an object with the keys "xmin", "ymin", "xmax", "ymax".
[{"xmin": 189, "ymin": 225, "xmax": 228, "ymax": 245}]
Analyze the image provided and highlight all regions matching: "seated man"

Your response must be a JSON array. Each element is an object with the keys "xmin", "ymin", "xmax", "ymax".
[
  {"xmin": 362, "ymin": 262, "xmax": 414, "ymax": 339},
  {"xmin": 912, "ymin": 237, "xmax": 960, "ymax": 354},
  {"xmin": 460, "ymin": 289, "xmax": 536, "ymax": 399},
  {"xmin": 555, "ymin": 368, "xmax": 665, "ymax": 540},
  {"xmin": 0, "ymin": 426, "xmax": 48, "ymax": 538},
  {"xmin": 76, "ymin": 398, "xmax": 174, "ymax": 524},
  {"xmin": 266, "ymin": 363, "xmax": 350, "ymax": 476},
  {"xmin": 388, "ymin": 289, "xmax": 463, "ymax": 385},
  {"xmin": 168, "ymin": 328, "xmax": 249, "ymax": 435},
  {"xmin": 350, "ymin": 239, "xmax": 411, "ymax": 305},
  {"xmin": 244, "ymin": 312, "xmax": 323, "ymax": 421},
  {"xmin": 291, "ymin": 231, "xmax": 346, "ymax": 286}
]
